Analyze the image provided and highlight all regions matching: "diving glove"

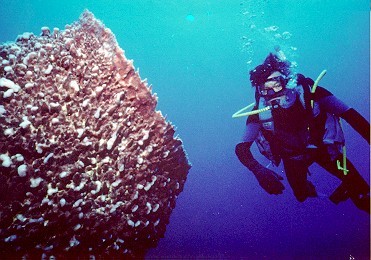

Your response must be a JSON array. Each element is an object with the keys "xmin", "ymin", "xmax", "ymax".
[
  {"xmin": 235, "ymin": 142, "xmax": 285, "ymax": 195},
  {"xmin": 254, "ymin": 167, "xmax": 285, "ymax": 195}
]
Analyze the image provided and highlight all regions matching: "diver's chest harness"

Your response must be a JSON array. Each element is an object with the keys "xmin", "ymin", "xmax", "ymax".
[
  {"xmin": 255, "ymin": 78, "xmax": 345, "ymax": 168},
  {"xmin": 257, "ymin": 86, "xmax": 312, "ymax": 133},
  {"xmin": 232, "ymin": 71, "xmax": 348, "ymax": 175}
]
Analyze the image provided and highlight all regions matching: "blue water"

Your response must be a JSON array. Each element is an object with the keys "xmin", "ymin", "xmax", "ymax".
[{"xmin": 1, "ymin": 0, "xmax": 369, "ymax": 258}]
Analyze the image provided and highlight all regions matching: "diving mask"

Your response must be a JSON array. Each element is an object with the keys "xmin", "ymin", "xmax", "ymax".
[
  {"xmin": 258, "ymin": 84, "xmax": 284, "ymax": 96},
  {"xmin": 258, "ymin": 75, "xmax": 287, "ymax": 97}
]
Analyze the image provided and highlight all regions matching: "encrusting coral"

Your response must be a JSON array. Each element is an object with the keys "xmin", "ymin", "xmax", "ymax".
[{"xmin": 0, "ymin": 10, "xmax": 191, "ymax": 258}]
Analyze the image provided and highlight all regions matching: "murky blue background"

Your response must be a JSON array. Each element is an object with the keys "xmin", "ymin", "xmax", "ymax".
[{"xmin": 1, "ymin": 0, "xmax": 369, "ymax": 258}]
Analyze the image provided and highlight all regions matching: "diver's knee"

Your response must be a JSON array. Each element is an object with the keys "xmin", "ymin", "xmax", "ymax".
[
  {"xmin": 350, "ymin": 194, "xmax": 370, "ymax": 214},
  {"xmin": 293, "ymin": 181, "xmax": 317, "ymax": 202},
  {"xmin": 294, "ymin": 190, "xmax": 317, "ymax": 203},
  {"xmin": 294, "ymin": 193, "xmax": 307, "ymax": 202}
]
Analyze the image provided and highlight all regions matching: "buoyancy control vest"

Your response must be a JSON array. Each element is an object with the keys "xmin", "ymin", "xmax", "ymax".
[{"xmin": 254, "ymin": 74, "xmax": 345, "ymax": 165}]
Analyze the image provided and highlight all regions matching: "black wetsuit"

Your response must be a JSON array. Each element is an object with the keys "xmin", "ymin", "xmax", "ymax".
[{"xmin": 235, "ymin": 75, "xmax": 370, "ymax": 213}]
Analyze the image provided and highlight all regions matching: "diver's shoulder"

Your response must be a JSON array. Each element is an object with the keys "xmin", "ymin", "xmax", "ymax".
[{"xmin": 296, "ymin": 73, "xmax": 333, "ymax": 99}]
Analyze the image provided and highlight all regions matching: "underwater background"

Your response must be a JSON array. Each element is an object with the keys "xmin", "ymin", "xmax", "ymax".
[{"xmin": 0, "ymin": 0, "xmax": 369, "ymax": 259}]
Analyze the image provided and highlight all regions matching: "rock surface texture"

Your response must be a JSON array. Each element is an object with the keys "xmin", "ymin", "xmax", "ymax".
[{"xmin": 0, "ymin": 10, "xmax": 190, "ymax": 258}]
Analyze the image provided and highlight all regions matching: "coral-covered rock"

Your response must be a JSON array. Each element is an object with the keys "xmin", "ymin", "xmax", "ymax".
[{"xmin": 0, "ymin": 10, "xmax": 190, "ymax": 258}]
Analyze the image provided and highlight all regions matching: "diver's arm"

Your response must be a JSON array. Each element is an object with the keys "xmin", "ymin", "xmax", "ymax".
[
  {"xmin": 236, "ymin": 120, "xmax": 264, "ymax": 171},
  {"xmin": 341, "ymin": 108, "xmax": 370, "ymax": 144},
  {"xmin": 235, "ymin": 141, "xmax": 265, "ymax": 172},
  {"xmin": 235, "ymin": 141, "xmax": 285, "ymax": 195},
  {"xmin": 318, "ymin": 94, "xmax": 370, "ymax": 143}
]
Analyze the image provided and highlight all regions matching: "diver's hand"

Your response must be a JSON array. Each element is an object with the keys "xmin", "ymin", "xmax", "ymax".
[{"xmin": 254, "ymin": 168, "xmax": 285, "ymax": 195}]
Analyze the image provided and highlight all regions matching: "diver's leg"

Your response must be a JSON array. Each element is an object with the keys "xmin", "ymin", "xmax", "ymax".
[
  {"xmin": 283, "ymin": 157, "xmax": 316, "ymax": 202},
  {"xmin": 315, "ymin": 151, "xmax": 370, "ymax": 213}
]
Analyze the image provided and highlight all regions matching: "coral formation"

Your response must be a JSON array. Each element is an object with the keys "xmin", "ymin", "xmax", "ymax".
[{"xmin": 0, "ymin": 10, "xmax": 190, "ymax": 258}]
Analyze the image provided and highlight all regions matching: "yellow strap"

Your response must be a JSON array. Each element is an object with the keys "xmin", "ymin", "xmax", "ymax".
[
  {"xmin": 336, "ymin": 146, "xmax": 348, "ymax": 175},
  {"xmin": 311, "ymin": 69, "xmax": 327, "ymax": 108},
  {"xmin": 311, "ymin": 70, "xmax": 348, "ymax": 175},
  {"xmin": 232, "ymin": 102, "xmax": 272, "ymax": 118},
  {"xmin": 336, "ymin": 120, "xmax": 349, "ymax": 175}
]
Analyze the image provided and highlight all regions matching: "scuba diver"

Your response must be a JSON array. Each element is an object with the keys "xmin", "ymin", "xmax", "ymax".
[{"xmin": 234, "ymin": 51, "xmax": 370, "ymax": 213}]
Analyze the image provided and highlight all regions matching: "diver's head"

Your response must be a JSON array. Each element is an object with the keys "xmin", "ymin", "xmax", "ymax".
[
  {"xmin": 257, "ymin": 70, "xmax": 297, "ymax": 108},
  {"xmin": 250, "ymin": 53, "xmax": 291, "ymax": 89},
  {"xmin": 258, "ymin": 71, "xmax": 286, "ymax": 98}
]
